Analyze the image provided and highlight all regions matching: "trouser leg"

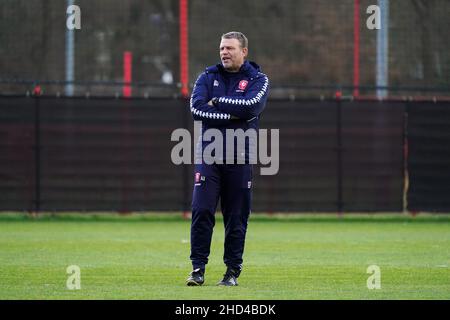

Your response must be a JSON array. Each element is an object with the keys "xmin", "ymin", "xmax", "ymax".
[
  {"xmin": 220, "ymin": 164, "xmax": 252, "ymax": 275},
  {"xmin": 190, "ymin": 164, "xmax": 220, "ymax": 271}
]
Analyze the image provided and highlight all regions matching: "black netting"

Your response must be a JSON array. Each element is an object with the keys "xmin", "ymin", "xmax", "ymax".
[{"xmin": 0, "ymin": 0, "xmax": 448, "ymax": 97}]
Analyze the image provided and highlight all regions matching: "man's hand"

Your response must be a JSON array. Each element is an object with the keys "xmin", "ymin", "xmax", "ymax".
[
  {"xmin": 208, "ymin": 97, "xmax": 238, "ymax": 119},
  {"xmin": 208, "ymin": 97, "xmax": 219, "ymax": 106}
]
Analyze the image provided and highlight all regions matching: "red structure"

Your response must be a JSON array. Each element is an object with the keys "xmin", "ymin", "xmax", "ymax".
[
  {"xmin": 123, "ymin": 51, "xmax": 132, "ymax": 98},
  {"xmin": 179, "ymin": 0, "xmax": 189, "ymax": 98}
]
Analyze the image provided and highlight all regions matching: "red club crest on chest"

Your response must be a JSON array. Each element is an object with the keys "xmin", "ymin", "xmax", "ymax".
[{"xmin": 238, "ymin": 80, "xmax": 248, "ymax": 90}]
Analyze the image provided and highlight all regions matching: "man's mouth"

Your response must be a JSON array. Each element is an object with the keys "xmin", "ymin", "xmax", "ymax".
[{"xmin": 222, "ymin": 57, "xmax": 231, "ymax": 63}]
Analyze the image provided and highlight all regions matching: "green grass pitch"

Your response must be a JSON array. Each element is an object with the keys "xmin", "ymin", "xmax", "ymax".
[{"xmin": 0, "ymin": 213, "xmax": 449, "ymax": 300}]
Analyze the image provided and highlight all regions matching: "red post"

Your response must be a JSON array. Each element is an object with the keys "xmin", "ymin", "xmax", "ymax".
[
  {"xmin": 353, "ymin": 0, "xmax": 360, "ymax": 98},
  {"xmin": 33, "ymin": 85, "xmax": 42, "ymax": 96},
  {"xmin": 179, "ymin": 0, "xmax": 189, "ymax": 98},
  {"xmin": 123, "ymin": 51, "xmax": 132, "ymax": 98}
]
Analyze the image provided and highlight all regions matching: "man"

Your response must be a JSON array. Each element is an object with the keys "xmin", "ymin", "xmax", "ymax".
[{"xmin": 186, "ymin": 31, "xmax": 269, "ymax": 286}]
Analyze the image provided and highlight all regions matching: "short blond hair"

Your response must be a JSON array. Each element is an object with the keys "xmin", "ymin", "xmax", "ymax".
[{"xmin": 221, "ymin": 31, "xmax": 248, "ymax": 49}]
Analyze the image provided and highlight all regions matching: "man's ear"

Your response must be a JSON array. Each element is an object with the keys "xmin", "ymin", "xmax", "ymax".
[{"xmin": 242, "ymin": 47, "xmax": 248, "ymax": 58}]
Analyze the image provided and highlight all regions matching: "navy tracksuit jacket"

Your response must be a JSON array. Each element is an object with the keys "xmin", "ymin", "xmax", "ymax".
[{"xmin": 189, "ymin": 60, "xmax": 269, "ymax": 273}]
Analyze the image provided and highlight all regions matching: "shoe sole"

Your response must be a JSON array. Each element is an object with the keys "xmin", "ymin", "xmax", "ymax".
[
  {"xmin": 186, "ymin": 280, "xmax": 203, "ymax": 286},
  {"xmin": 217, "ymin": 282, "xmax": 238, "ymax": 286}
]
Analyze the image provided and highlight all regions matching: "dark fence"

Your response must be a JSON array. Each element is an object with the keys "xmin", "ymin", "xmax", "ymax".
[
  {"xmin": 406, "ymin": 102, "xmax": 450, "ymax": 212},
  {"xmin": 253, "ymin": 100, "xmax": 405, "ymax": 212},
  {"xmin": 0, "ymin": 96, "xmax": 449, "ymax": 213},
  {"xmin": 0, "ymin": 97, "xmax": 188, "ymax": 212}
]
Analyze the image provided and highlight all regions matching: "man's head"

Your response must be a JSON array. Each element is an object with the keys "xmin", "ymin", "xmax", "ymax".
[{"xmin": 220, "ymin": 31, "xmax": 248, "ymax": 72}]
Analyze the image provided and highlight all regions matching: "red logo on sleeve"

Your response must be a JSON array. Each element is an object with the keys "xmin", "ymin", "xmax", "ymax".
[{"xmin": 238, "ymin": 80, "xmax": 248, "ymax": 90}]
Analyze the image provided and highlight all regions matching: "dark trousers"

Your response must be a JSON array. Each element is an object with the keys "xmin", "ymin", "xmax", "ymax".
[{"xmin": 190, "ymin": 163, "xmax": 252, "ymax": 274}]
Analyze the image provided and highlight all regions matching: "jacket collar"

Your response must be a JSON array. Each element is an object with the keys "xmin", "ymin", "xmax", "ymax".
[{"xmin": 205, "ymin": 60, "xmax": 261, "ymax": 78}]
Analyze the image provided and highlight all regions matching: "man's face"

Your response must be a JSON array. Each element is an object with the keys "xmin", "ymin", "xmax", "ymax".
[{"xmin": 220, "ymin": 38, "xmax": 247, "ymax": 72}]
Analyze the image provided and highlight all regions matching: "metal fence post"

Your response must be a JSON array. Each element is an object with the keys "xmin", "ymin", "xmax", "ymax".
[
  {"xmin": 33, "ymin": 93, "xmax": 41, "ymax": 213},
  {"xmin": 336, "ymin": 97, "xmax": 343, "ymax": 215}
]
